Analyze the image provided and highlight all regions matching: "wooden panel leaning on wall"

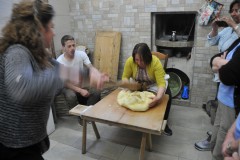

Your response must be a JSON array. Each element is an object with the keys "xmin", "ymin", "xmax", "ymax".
[{"xmin": 93, "ymin": 31, "xmax": 121, "ymax": 83}]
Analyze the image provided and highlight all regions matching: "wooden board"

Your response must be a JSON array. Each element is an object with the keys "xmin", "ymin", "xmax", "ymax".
[
  {"xmin": 93, "ymin": 31, "xmax": 121, "ymax": 82},
  {"xmin": 69, "ymin": 105, "xmax": 89, "ymax": 116}
]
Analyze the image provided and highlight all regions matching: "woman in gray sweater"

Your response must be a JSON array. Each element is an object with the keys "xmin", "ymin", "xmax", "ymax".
[
  {"xmin": 0, "ymin": 1, "xmax": 63, "ymax": 160},
  {"xmin": 0, "ymin": 0, "xmax": 108, "ymax": 159},
  {"xmin": 0, "ymin": 0, "xmax": 108, "ymax": 160}
]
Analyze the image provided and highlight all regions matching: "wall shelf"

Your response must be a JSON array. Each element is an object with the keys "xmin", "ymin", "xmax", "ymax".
[{"xmin": 155, "ymin": 39, "xmax": 194, "ymax": 48}]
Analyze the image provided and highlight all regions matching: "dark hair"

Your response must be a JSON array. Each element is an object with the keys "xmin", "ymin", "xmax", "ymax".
[
  {"xmin": 0, "ymin": 0, "xmax": 55, "ymax": 69},
  {"xmin": 61, "ymin": 35, "xmax": 75, "ymax": 46},
  {"xmin": 132, "ymin": 43, "xmax": 152, "ymax": 65},
  {"xmin": 229, "ymin": 0, "xmax": 240, "ymax": 13},
  {"xmin": 34, "ymin": 0, "xmax": 55, "ymax": 29}
]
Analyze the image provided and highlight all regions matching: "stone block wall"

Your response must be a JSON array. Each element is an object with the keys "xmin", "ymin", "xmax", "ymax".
[
  {"xmin": 0, "ymin": 0, "xmax": 235, "ymax": 108},
  {"xmin": 49, "ymin": 0, "xmax": 234, "ymax": 107}
]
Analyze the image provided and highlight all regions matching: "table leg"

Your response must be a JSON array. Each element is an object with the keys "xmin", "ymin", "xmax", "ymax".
[
  {"xmin": 91, "ymin": 122, "xmax": 100, "ymax": 139},
  {"xmin": 146, "ymin": 134, "xmax": 152, "ymax": 151},
  {"xmin": 139, "ymin": 133, "xmax": 147, "ymax": 160},
  {"xmin": 82, "ymin": 119, "xmax": 87, "ymax": 154}
]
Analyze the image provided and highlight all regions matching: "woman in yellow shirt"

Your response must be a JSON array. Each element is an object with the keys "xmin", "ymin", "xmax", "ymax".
[{"xmin": 122, "ymin": 43, "xmax": 172, "ymax": 136}]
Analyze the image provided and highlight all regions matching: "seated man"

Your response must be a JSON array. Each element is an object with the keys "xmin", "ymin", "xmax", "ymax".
[{"xmin": 57, "ymin": 35, "xmax": 103, "ymax": 111}]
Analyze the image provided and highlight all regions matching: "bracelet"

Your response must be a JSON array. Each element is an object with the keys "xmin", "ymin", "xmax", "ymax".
[{"xmin": 234, "ymin": 25, "xmax": 239, "ymax": 30}]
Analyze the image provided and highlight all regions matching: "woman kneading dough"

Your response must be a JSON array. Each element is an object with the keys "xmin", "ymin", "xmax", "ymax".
[{"xmin": 121, "ymin": 43, "xmax": 173, "ymax": 136}]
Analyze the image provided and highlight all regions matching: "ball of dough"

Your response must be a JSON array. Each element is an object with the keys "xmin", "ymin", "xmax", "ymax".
[{"xmin": 117, "ymin": 90, "xmax": 155, "ymax": 111}]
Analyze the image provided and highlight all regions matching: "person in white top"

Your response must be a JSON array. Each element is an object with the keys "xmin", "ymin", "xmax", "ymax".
[{"xmin": 57, "ymin": 35, "xmax": 108, "ymax": 109}]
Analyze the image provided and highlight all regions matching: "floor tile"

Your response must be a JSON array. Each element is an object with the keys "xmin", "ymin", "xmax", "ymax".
[
  {"xmin": 43, "ymin": 142, "xmax": 97, "ymax": 160},
  {"xmin": 45, "ymin": 104, "xmax": 213, "ymax": 160},
  {"xmin": 49, "ymin": 127, "xmax": 82, "ymax": 146},
  {"xmin": 87, "ymin": 139, "xmax": 125, "ymax": 160}
]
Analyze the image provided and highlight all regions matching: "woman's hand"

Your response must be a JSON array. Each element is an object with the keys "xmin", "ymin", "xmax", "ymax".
[
  {"xmin": 212, "ymin": 18, "xmax": 219, "ymax": 30},
  {"xmin": 148, "ymin": 86, "xmax": 165, "ymax": 108},
  {"xmin": 220, "ymin": 16, "xmax": 237, "ymax": 28},
  {"xmin": 148, "ymin": 95, "xmax": 160, "ymax": 108}
]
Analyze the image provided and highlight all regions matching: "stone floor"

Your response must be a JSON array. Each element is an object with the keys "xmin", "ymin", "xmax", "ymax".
[{"xmin": 43, "ymin": 104, "xmax": 212, "ymax": 160}]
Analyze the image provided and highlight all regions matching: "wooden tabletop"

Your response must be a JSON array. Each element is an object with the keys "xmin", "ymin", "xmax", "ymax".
[{"xmin": 72, "ymin": 88, "xmax": 169, "ymax": 135}]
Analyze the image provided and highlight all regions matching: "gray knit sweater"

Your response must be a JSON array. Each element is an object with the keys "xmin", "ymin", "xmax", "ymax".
[{"xmin": 0, "ymin": 44, "xmax": 64, "ymax": 148}]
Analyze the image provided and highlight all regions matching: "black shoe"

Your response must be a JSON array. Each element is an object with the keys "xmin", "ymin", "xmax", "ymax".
[
  {"xmin": 78, "ymin": 116, "xmax": 83, "ymax": 126},
  {"xmin": 207, "ymin": 131, "xmax": 212, "ymax": 136},
  {"xmin": 163, "ymin": 125, "xmax": 172, "ymax": 136},
  {"xmin": 78, "ymin": 117, "xmax": 91, "ymax": 126}
]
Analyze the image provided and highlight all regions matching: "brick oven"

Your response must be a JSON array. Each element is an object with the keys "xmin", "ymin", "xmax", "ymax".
[{"xmin": 151, "ymin": 12, "xmax": 197, "ymax": 105}]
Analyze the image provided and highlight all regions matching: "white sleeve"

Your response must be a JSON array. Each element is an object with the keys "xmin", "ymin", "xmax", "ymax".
[
  {"xmin": 56, "ymin": 54, "xmax": 64, "ymax": 64},
  {"xmin": 77, "ymin": 51, "xmax": 91, "ymax": 66}
]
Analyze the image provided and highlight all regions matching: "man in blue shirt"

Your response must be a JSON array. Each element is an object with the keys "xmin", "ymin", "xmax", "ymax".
[
  {"xmin": 210, "ymin": 44, "xmax": 240, "ymax": 159},
  {"xmin": 220, "ymin": 44, "xmax": 240, "ymax": 159}
]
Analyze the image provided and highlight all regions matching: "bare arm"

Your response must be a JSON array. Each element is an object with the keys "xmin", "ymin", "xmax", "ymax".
[
  {"xmin": 220, "ymin": 16, "xmax": 240, "ymax": 36},
  {"xmin": 89, "ymin": 67, "xmax": 109, "ymax": 90},
  {"xmin": 65, "ymin": 81, "xmax": 89, "ymax": 97},
  {"xmin": 85, "ymin": 63, "xmax": 93, "ymax": 68},
  {"xmin": 209, "ymin": 19, "xmax": 219, "ymax": 38},
  {"xmin": 149, "ymin": 86, "xmax": 166, "ymax": 108}
]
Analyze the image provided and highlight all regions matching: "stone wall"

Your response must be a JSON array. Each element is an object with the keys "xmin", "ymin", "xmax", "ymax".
[
  {"xmin": 0, "ymin": 0, "xmax": 235, "ymax": 108},
  {"xmin": 33, "ymin": 0, "xmax": 236, "ymax": 107},
  {"xmin": 0, "ymin": 0, "xmax": 21, "ymax": 36}
]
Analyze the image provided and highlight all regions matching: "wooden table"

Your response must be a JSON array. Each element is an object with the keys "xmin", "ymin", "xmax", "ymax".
[{"xmin": 69, "ymin": 88, "xmax": 169, "ymax": 160}]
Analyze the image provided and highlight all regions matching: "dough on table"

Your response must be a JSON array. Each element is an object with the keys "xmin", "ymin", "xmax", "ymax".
[{"xmin": 117, "ymin": 90, "xmax": 155, "ymax": 111}]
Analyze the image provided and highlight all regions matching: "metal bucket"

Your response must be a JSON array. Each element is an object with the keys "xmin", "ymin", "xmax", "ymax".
[{"xmin": 167, "ymin": 72, "xmax": 182, "ymax": 98}]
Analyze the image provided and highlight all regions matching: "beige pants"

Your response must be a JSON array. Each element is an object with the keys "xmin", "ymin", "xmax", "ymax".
[
  {"xmin": 62, "ymin": 89, "xmax": 78, "ymax": 108},
  {"xmin": 212, "ymin": 101, "xmax": 236, "ymax": 160}
]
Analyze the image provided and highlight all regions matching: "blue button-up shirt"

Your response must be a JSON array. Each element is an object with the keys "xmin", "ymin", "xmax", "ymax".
[
  {"xmin": 217, "ymin": 43, "xmax": 240, "ymax": 108},
  {"xmin": 208, "ymin": 27, "xmax": 239, "ymax": 52},
  {"xmin": 235, "ymin": 114, "xmax": 240, "ymax": 139}
]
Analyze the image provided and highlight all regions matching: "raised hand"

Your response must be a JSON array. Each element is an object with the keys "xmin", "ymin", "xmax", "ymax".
[{"xmin": 89, "ymin": 67, "xmax": 109, "ymax": 90}]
